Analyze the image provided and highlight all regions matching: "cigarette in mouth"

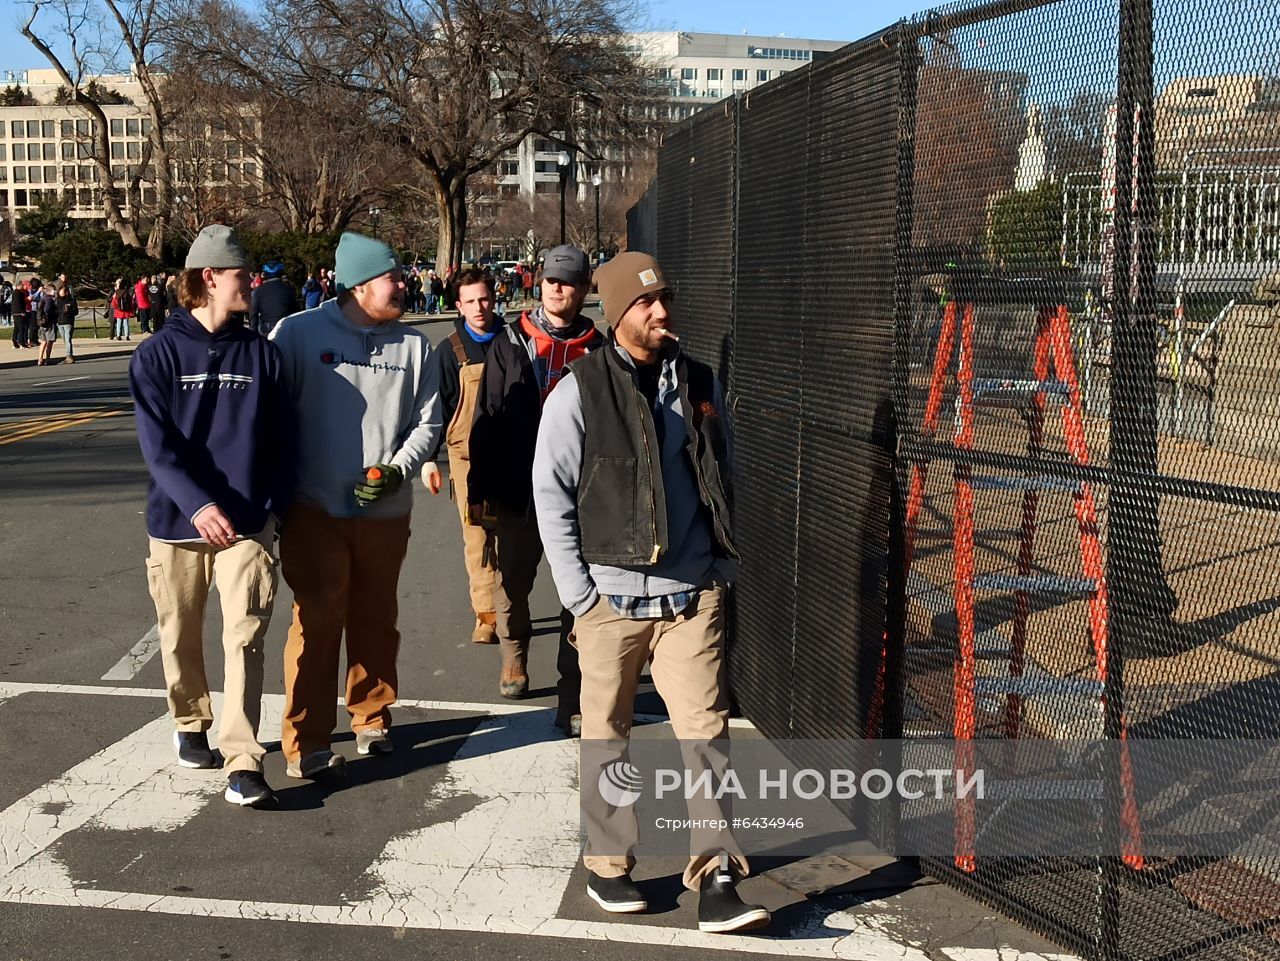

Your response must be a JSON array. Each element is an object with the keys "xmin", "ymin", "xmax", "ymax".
[{"xmin": 657, "ymin": 328, "xmax": 680, "ymax": 342}]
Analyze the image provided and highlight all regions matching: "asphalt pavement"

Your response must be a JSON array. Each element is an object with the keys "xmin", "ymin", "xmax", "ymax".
[{"xmin": 0, "ymin": 325, "xmax": 1072, "ymax": 961}]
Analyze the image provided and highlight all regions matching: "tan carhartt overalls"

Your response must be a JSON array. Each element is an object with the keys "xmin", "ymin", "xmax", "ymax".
[{"xmin": 445, "ymin": 332, "xmax": 498, "ymax": 642}]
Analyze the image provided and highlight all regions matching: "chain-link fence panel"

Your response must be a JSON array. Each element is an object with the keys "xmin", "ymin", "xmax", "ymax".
[{"xmin": 632, "ymin": 0, "xmax": 1280, "ymax": 957}]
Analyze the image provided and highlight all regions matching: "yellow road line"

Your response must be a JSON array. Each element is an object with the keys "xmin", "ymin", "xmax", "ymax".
[
  {"xmin": 0, "ymin": 408, "xmax": 94, "ymax": 437},
  {"xmin": 0, "ymin": 406, "xmax": 129, "ymax": 447}
]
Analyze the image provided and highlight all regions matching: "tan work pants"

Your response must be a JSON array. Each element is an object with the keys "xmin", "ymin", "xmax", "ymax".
[
  {"xmin": 447, "ymin": 358, "xmax": 496, "ymax": 619},
  {"xmin": 279, "ymin": 503, "xmax": 411, "ymax": 763},
  {"xmin": 492, "ymin": 508, "xmax": 543, "ymax": 666},
  {"xmin": 146, "ymin": 522, "xmax": 278, "ymax": 773},
  {"xmin": 575, "ymin": 580, "xmax": 749, "ymax": 889}
]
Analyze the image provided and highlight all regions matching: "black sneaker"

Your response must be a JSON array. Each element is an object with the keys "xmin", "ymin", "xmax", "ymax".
[
  {"xmin": 225, "ymin": 770, "xmax": 277, "ymax": 808},
  {"xmin": 586, "ymin": 872, "xmax": 648, "ymax": 913},
  {"xmin": 174, "ymin": 730, "xmax": 217, "ymax": 769},
  {"xmin": 698, "ymin": 857, "xmax": 770, "ymax": 933}
]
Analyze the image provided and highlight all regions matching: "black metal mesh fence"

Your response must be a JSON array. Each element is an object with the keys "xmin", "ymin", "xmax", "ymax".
[{"xmin": 632, "ymin": 1, "xmax": 1280, "ymax": 958}]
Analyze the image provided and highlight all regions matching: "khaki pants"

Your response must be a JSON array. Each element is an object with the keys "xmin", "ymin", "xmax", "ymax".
[
  {"xmin": 576, "ymin": 580, "xmax": 748, "ymax": 889},
  {"xmin": 146, "ymin": 523, "xmax": 278, "ymax": 774},
  {"xmin": 492, "ymin": 509, "xmax": 543, "ymax": 667},
  {"xmin": 448, "ymin": 448, "xmax": 496, "ymax": 618},
  {"xmin": 279, "ymin": 503, "xmax": 411, "ymax": 763}
]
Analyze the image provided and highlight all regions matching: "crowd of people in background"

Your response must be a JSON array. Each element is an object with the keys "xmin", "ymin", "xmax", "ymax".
[{"xmin": 2, "ymin": 256, "xmax": 551, "ymax": 368}]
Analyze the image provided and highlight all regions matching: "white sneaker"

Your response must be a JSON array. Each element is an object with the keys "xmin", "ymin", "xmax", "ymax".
[
  {"xmin": 356, "ymin": 729, "xmax": 394, "ymax": 756},
  {"xmin": 286, "ymin": 750, "xmax": 347, "ymax": 780}
]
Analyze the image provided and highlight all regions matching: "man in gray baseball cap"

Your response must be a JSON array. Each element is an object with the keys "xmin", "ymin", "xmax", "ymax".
[{"xmin": 466, "ymin": 245, "xmax": 602, "ymax": 733}]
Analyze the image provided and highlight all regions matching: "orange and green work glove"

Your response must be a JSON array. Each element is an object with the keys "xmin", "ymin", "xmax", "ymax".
[{"xmin": 355, "ymin": 463, "xmax": 404, "ymax": 507}]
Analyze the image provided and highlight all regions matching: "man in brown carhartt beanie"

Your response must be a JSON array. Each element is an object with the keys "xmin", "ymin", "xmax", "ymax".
[{"xmin": 592, "ymin": 252, "xmax": 669, "ymax": 328}]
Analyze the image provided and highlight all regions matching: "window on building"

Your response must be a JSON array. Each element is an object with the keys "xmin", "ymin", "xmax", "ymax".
[
  {"xmin": 681, "ymin": 67, "xmax": 696, "ymax": 81},
  {"xmin": 43, "ymin": 143, "xmax": 55, "ymax": 160},
  {"xmin": 733, "ymin": 69, "xmax": 746, "ymax": 82},
  {"xmin": 42, "ymin": 120, "xmax": 54, "ymax": 138},
  {"xmin": 61, "ymin": 119, "xmax": 74, "ymax": 137},
  {"xmin": 14, "ymin": 189, "xmax": 27, "ymax": 206},
  {"xmin": 707, "ymin": 68, "xmax": 722, "ymax": 81},
  {"xmin": 44, "ymin": 166, "xmax": 57, "ymax": 184},
  {"xmin": 78, "ymin": 165, "xmax": 92, "ymax": 182},
  {"xmin": 534, "ymin": 181, "xmax": 557, "ymax": 194},
  {"xmin": 143, "ymin": 187, "xmax": 156, "ymax": 206},
  {"xmin": 757, "ymin": 69, "xmax": 769, "ymax": 82},
  {"xmin": 13, "ymin": 166, "xmax": 25, "ymax": 183},
  {"xmin": 126, "ymin": 118, "xmax": 140, "ymax": 136},
  {"xmin": 10, "ymin": 121, "xmax": 21, "ymax": 137},
  {"xmin": 534, "ymin": 160, "xmax": 559, "ymax": 173},
  {"xmin": 0, "ymin": 144, "xmax": 5, "ymax": 161},
  {"xmin": 242, "ymin": 162, "xmax": 256, "ymax": 179},
  {"xmin": 111, "ymin": 118, "xmax": 123, "ymax": 136},
  {"xmin": 111, "ymin": 141, "xmax": 124, "ymax": 159},
  {"xmin": 11, "ymin": 144, "xmax": 23, "ymax": 162},
  {"xmin": 126, "ymin": 140, "xmax": 141, "ymax": 159},
  {"xmin": 501, "ymin": 160, "xmax": 519, "ymax": 176},
  {"xmin": 76, "ymin": 119, "xmax": 90, "ymax": 136},
  {"xmin": 707, "ymin": 89, "xmax": 722, "ymax": 99},
  {"xmin": 0, "ymin": 168, "xmax": 6, "ymax": 184},
  {"xmin": 61, "ymin": 142, "xmax": 74, "ymax": 160},
  {"xmin": 62, "ymin": 166, "xmax": 75, "ymax": 184},
  {"xmin": 77, "ymin": 142, "xmax": 91, "ymax": 159},
  {"xmin": 498, "ymin": 183, "xmax": 519, "ymax": 197},
  {"xmin": 25, "ymin": 121, "xmax": 37, "ymax": 138},
  {"xmin": 141, "ymin": 118, "xmax": 151, "ymax": 135},
  {"xmin": 28, "ymin": 166, "xmax": 41, "ymax": 184},
  {"xmin": 111, "ymin": 164, "xmax": 126, "ymax": 180},
  {"xmin": 226, "ymin": 141, "xmax": 241, "ymax": 159},
  {"xmin": 78, "ymin": 188, "xmax": 91, "ymax": 207}
]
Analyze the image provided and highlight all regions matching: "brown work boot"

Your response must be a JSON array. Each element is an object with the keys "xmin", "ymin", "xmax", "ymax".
[
  {"xmin": 471, "ymin": 612, "xmax": 497, "ymax": 645},
  {"xmin": 499, "ymin": 653, "xmax": 529, "ymax": 700}
]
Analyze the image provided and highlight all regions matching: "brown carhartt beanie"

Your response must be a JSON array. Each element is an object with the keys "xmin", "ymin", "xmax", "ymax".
[{"xmin": 593, "ymin": 252, "xmax": 669, "ymax": 327}]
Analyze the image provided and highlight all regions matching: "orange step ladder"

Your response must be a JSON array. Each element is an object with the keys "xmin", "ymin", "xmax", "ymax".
[{"xmin": 901, "ymin": 296, "xmax": 1144, "ymax": 873}]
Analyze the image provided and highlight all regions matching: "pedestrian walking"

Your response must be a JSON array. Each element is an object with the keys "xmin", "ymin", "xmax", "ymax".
[
  {"xmin": 302, "ymin": 272, "xmax": 324, "ymax": 310},
  {"xmin": 35, "ymin": 284, "xmax": 58, "ymax": 366},
  {"xmin": 165, "ymin": 273, "xmax": 179, "ymax": 319},
  {"xmin": 111, "ymin": 277, "xmax": 135, "ymax": 340},
  {"xmin": 249, "ymin": 260, "xmax": 299, "ymax": 336},
  {"xmin": 468, "ymin": 245, "xmax": 602, "ymax": 732},
  {"xmin": 268, "ymin": 231, "xmax": 442, "ymax": 780},
  {"xmin": 429, "ymin": 271, "xmax": 444, "ymax": 314},
  {"xmin": 147, "ymin": 274, "xmax": 165, "ymax": 328},
  {"xmin": 0, "ymin": 280, "xmax": 11, "ymax": 327},
  {"xmin": 135, "ymin": 274, "xmax": 152, "ymax": 334},
  {"xmin": 55, "ymin": 284, "xmax": 77, "ymax": 363},
  {"xmin": 10, "ymin": 282, "xmax": 30, "ymax": 349},
  {"xmin": 423, "ymin": 267, "xmax": 502, "ymax": 646},
  {"xmin": 532, "ymin": 252, "xmax": 767, "ymax": 933},
  {"xmin": 127, "ymin": 224, "xmax": 294, "ymax": 809}
]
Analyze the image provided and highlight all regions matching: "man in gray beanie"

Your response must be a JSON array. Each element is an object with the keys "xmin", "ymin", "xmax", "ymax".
[
  {"xmin": 128, "ymin": 224, "xmax": 294, "ymax": 809},
  {"xmin": 269, "ymin": 231, "xmax": 442, "ymax": 780}
]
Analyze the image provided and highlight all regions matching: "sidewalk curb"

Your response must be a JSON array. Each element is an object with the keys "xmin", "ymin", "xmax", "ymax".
[{"xmin": 0, "ymin": 346, "xmax": 137, "ymax": 371}]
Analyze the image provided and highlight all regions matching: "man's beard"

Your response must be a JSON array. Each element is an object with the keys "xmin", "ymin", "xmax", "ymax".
[{"xmin": 366, "ymin": 302, "xmax": 402, "ymax": 323}]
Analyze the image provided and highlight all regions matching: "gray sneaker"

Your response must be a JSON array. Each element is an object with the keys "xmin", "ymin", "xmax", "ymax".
[
  {"xmin": 286, "ymin": 750, "xmax": 347, "ymax": 781},
  {"xmin": 355, "ymin": 728, "xmax": 394, "ymax": 756}
]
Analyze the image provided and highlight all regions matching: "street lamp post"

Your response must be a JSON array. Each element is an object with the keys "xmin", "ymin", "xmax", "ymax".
[
  {"xmin": 369, "ymin": 205, "xmax": 382, "ymax": 240},
  {"xmin": 557, "ymin": 150, "xmax": 571, "ymax": 245},
  {"xmin": 591, "ymin": 172, "xmax": 603, "ymax": 265}
]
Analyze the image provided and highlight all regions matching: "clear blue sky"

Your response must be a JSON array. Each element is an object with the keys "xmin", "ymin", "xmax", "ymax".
[{"xmin": 6, "ymin": 0, "xmax": 926, "ymax": 72}]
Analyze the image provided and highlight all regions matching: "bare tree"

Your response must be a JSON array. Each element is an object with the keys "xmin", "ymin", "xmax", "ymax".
[
  {"xmin": 22, "ymin": 0, "xmax": 175, "ymax": 256},
  {"xmin": 177, "ymin": 0, "xmax": 655, "ymax": 266}
]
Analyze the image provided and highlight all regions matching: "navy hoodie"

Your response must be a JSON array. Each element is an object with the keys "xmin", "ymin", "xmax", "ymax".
[{"xmin": 128, "ymin": 307, "xmax": 294, "ymax": 542}]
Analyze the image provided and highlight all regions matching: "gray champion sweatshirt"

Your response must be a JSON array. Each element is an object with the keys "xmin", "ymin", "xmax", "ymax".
[
  {"xmin": 532, "ymin": 346, "xmax": 736, "ymax": 616},
  {"xmin": 269, "ymin": 300, "xmax": 442, "ymax": 518}
]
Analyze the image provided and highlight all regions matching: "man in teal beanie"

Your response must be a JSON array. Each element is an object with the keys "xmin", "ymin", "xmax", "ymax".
[{"xmin": 269, "ymin": 231, "xmax": 442, "ymax": 780}]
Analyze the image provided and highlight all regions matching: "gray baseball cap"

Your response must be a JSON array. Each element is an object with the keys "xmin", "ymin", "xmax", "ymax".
[
  {"xmin": 542, "ymin": 245, "xmax": 591, "ymax": 285},
  {"xmin": 185, "ymin": 224, "xmax": 251, "ymax": 270}
]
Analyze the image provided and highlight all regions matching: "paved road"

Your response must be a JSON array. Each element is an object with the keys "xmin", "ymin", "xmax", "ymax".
[{"xmin": 0, "ymin": 329, "xmax": 1070, "ymax": 961}]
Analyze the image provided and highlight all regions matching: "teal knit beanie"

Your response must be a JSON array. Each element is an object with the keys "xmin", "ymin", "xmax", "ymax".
[{"xmin": 335, "ymin": 232, "xmax": 399, "ymax": 291}]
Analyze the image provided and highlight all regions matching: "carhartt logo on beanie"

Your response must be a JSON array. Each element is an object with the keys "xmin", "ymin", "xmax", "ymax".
[
  {"xmin": 335, "ymin": 232, "xmax": 399, "ymax": 291},
  {"xmin": 593, "ymin": 252, "xmax": 669, "ymax": 327}
]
